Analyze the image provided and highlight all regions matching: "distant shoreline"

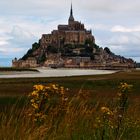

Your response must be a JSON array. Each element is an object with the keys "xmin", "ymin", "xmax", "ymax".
[
  {"xmin": 0, "ymin": 67, "xmax": 39, "ymax": 72},
  {"xmin": 0, "ymin": 67, "xmax": 139, "ymax": 79}
]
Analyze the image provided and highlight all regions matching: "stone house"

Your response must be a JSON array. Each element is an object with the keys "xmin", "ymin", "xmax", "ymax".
[{"xmin": 12, "ymin": 57, "xmax": 38, "ymax": 68}]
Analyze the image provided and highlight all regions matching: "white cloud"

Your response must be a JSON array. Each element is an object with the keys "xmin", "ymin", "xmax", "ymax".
[
  {"xmin": 0, "ymin": 46, "xmax": 24, "ymax": 54},
  {"xmin": 0, "ymin": 37, "xmax": 9, "ymax": 46},
  {"xmin": 0, "ymin": 0, "xmax": 140, "ymax": 62},
  {"xmin": 111, "ymin": 25, "xmax": 140, "ymax": 32},
  {"xmin": 94, "ymin": 28, "xmax": 140, "ymax": 61},
  {"xmin": 109, "ymin": 35, "xmax": 129, "ymax": 45},
  {"xmin": 9, "ymin": 26, "xmax": 34, "ymax": 41},
  {"xmin": 92, "ymin": 24, "xmax": 110, "ymax": 31}
]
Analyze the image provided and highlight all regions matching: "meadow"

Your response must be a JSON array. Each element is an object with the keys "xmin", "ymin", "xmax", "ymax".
[{"xmin": 0, "ymin": 70, "xmax": 140, "ymax": 140}]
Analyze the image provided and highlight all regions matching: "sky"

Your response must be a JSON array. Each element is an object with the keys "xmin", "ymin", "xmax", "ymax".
[{"xmin": 0, "ymin": 0, "xmax": 140, "ymax": 64}]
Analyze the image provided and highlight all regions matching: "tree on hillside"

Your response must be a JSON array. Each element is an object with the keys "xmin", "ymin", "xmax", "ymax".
[
  {"xmin": 32, "ymin": 42, "xmax": 40, "ymax": 51},
  {"xmin": 104, "ymin": 47, "xmax": 113, "ymax": 54}
]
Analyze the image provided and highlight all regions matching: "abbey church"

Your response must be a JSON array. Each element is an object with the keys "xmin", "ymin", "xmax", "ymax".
[
  {"xmin": 40, "ymin": 4, "xmax": 95, "ymax": 48},
  {"xmin": 12, "ymin": 4, "xmax": 135, "ymax": 69}
]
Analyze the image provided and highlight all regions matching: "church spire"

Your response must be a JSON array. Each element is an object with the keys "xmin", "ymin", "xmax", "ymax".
[
  {"xmin": 70, "ymin": 3, "xmax": 73, "ymax": 17},
  {"xmin": 69, "ymin": 3, "xmax": 74, "ymax": 24}
]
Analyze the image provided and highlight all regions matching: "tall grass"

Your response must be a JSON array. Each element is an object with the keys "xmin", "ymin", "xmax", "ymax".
[{"xmin": 0, "ymin": 83, "xmax": 140, "ymax": 140}]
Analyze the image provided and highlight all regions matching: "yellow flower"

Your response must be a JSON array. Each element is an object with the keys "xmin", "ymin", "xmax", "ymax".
[
  {"xmin": 28, "ymin": 113, "xmax": 32, "ymax": 116},
  {"xmin": 32, "ymin": 103, "xmax": 39, "ymax": 109},
  {"xmin": 35, "ymin": 113, "xmax": 42, "ymax": 117},
  {"xmin": 31, "ymin": 91, "xmax": 38, "ymax": 96},
  {"xmin": 45, "ymin": 86, "xmax": 51, "ymax": 90},
  {"xmin": 107, "ymin": 111, "xmax": 113, "ymax": 115},
  {"xmin": 119, "ymin": 82, "xmax": 133, "ymax": 93},
  {"xmin": 60, "ymin": 86, "xmax": 64, "ymax": 90},
  {"xmin": 34, "ymin": 85, "xmax": 44, "ymax": 91},
  {"xmin": 60, "ymin": 86, "xmax": 65, "ymax": 94},
  {"xmin": 117, "ymin": 93, "xmax": 122, "ymax": 97},
  {"xmin": 30, "ymin": 99, "xmax": 35, "ymax": 103},
  {"xmin": 45, "ymin": 92, "xmax": 48, "ymax": 97},
  {"xmin": 101, "ymin": 107, "xmax": 113, "ymax": 116},
  {"xmin": 101, "ymin": 107, "xmax": 109, "ymax": 112}
]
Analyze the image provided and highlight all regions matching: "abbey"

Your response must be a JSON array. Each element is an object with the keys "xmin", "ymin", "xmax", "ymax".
[
  {"xmin": 40, "ymin": 4, "xmax": 95, "ymax": 48},
  {"xmin": 12, "ymin": 4, "xmax": 135, "ymax": 69}
]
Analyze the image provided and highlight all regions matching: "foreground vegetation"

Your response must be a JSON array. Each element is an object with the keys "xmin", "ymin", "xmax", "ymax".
[{"xmin": 0, "ymin": 70, "xmax": 140, "ymax": 139}]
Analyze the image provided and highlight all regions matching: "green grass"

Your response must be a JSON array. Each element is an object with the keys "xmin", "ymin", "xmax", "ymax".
[
  {"xmin": 0, "ymin": 70, "xmax": 140, "ymax": 139},
  {"xmin": 0, "ymin": 70, "xmax": 140, "ymax": 98},
  {"xmin": 0, "ymin": 96, "xmax": 27, "ymax": 110}
]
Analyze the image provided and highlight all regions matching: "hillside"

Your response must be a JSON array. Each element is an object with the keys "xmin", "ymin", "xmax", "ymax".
[{"xmin": 12, "ymin": 38, "xmax": 135, "ymax": 69}]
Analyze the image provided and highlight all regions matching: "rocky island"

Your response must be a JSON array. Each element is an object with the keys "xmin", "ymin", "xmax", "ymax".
[{"xmin": 12, "ymin": 4, "xmax": 136, "ymax": 70}]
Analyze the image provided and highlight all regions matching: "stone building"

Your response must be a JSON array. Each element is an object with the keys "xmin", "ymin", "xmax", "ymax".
[
  {"xmin": 12, "ymin": 57, "xmax": 38, "ymax": 68},
  {"xmin": 40, "ymin": 4, "xmax": 95, "ymax": 49}
]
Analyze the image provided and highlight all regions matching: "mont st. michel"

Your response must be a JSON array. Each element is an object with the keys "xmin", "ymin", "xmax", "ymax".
[{"xmin": 12, "ymin": 4, "xmax": 135, "ymax": 69}]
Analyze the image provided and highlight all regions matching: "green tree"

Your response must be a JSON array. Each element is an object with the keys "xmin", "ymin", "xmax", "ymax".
[
  {"xmin": 47, "ymin": 46, "xmax": 58, "ymax": 53},
  {"xmin": 32, "ymin": 42, "xmax": 39, "ymax": 51},
  {"xmin": 104, "ymin": 47, "xmax": 112, "ymax": 54},
  {"xmin": 38, "ymin": 53, "xmax": 46, "ymax": 63},
  {"xmin": 21, "ymin": 49, "xmax": 33, "ymax": 60}
]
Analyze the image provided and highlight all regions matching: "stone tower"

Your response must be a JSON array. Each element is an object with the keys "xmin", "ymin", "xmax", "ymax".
[{"xmin": 68, "ymin": 3, "xmax": 75, "ymax": 25}]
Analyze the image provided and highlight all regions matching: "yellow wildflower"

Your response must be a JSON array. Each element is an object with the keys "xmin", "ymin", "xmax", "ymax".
[
  {"xmin": 32, "ymin": 103, "xmax": 39, "ymax": 109},
  {"xmin": 31, "ymin": 91, "xmax": 38, "ymax": 96},
  {"xmin": 101, "ymin": 107, "xmax": 110, "ymax": 112},
  {"xmin": 34, "ymin": 85, "xmax": 44, "ymax": 91},
  {"xmin": 119, "ymin": 82, "xmax": 133, "ymax": 93},
  {"xmin": 30, "ymin": 99, "xmax": 35, "ymax": 103},
  {"xmin": 60, "ymin": 86, "xmax": 65, "ymax": 95},
  {"xmin": 35, "ymin": 113, "xmax": 42, "ymax": 117},
  {"xmin": 52, "ymin": 84, "xmax": 58, "ymax": 90},
  {"xmin": 28, "ymin": 113, "xmax": 32, "ymax": 116},
  {"xmin": 45, "ymin": 92, "xmax": 48, "ymax": 97},
  {"xmin": 28, "ymin": 83, "xmax": 68, "ymax": 123},
  {"xmin": 45, "ymin": 86, "xmax": 51, "ymax": 90},
  {"xmin": 117, "ymin": 93, "xmax": 122, "ymax": 97},
  {"xmin": 101, "ymin": 107, "xmax": 113, "ymax": 116}
]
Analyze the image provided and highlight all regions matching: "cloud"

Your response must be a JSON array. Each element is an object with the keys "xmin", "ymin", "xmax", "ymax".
[
  {"xmin": 0, "ymin": 37, "xmax": 9, "ymax": 46},
  {"xmin": 0, "ymin": 23, "xmax": 37, "ymax": 57},
  {"xmin": 0, "ymin": 15, "xmax": 66, "ymax": 58},
  {"xmin": 0, "ymin": 0, "xmax": 140, "ymax": 17},
  {"xmin": 0, "ymin": 0, "xmax": 140, "ymax": 62},
  {"xmin": 94, "ymin": 27, "xmax": 140, "ymax": 60},
  {"xmin": 8, "ymin": 26, "xmax": 35, "ymax": 42},
  {"xmin": 107, "ymin": 33, "xmax": 140, "ymax": 46},
  {"xmin": 0, "ymin": 0, "xmax": 68, "ymax": 17},
  {"xmin": 82, "ymin": 0, "xmax": 140, "ymax": 13},
  {"xmin": 111, "ymin": 25, "xmax": 140, "ymax": 32}
]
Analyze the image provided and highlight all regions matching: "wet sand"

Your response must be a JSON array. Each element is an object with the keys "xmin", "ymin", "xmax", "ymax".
[{"xmin": 0, "ymin": 68, "xmax": 117, "ymax": 78}]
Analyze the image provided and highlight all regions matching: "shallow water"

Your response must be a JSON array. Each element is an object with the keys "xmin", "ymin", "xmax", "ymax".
[{"xmin": 0, "ymin": 68, "xmax": 117, "ymax": 78}]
